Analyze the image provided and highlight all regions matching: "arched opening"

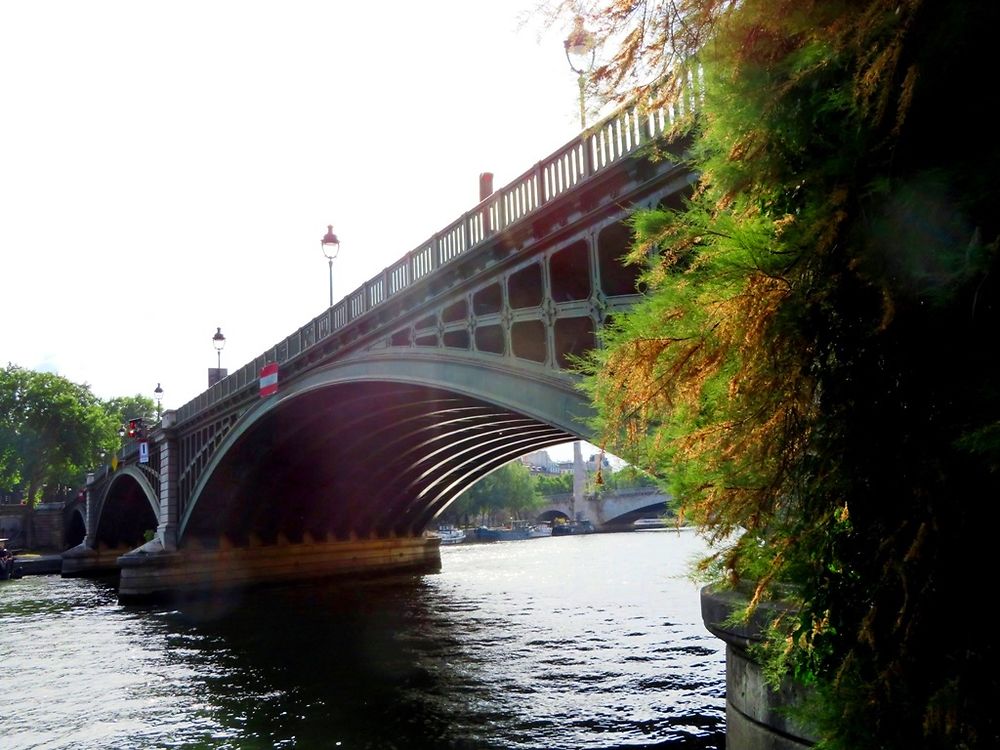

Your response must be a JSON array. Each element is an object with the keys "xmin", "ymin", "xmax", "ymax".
[
  {"xmin": 64, "ymin": 507, "xmax": 87, "ymax": 549},
  {"xmin": 95, "ymin": 475, "xmax": 158, "ymax": 552}
]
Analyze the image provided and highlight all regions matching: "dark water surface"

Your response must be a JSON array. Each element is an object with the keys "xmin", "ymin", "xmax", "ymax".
[{"xmin": 1, "ymin": 529, "xmax": 726, "ymax": 749}]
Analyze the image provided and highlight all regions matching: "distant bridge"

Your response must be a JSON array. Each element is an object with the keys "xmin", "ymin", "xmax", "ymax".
[
  {"xmin": 536, "ymin": 486, "xmax": 672, "ymax": 531},
  {"xmin": 67, "ymin": 92, "xmax": 699, "ymax": 601}
]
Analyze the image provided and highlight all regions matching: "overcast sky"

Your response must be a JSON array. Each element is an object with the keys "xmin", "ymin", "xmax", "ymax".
[{"xmin": 1, "ymin": 1, "xmax": 614, "ymax": 463}]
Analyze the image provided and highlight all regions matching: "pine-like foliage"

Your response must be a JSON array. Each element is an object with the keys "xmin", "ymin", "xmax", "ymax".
[{"xmin": 573, "ymin": 1, "xmax": 1000, "ymax": 747}]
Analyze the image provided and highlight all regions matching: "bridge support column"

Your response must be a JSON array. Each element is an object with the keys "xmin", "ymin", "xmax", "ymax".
[
  {"xmin": 153, "ymin": 410, "xmax": 180, "ymax": 551},
  {"xmin": 83, "ymin": 471, "xmax": 99, "ymax": 547},
  {"xmin": 61, "ymin": 471, "xmax": 113, "ymax": 577},
  {"xmin": 701, "ymin": 584, "xmax": 816, "ymax": 749},
  {"xmin": 117, "ymin": 534, "xmax": 442, "ymax": 604}
]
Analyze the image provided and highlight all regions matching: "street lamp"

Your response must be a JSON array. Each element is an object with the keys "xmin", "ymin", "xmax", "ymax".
[
  {"xmin": 208, "ymin": 327, "xmax": 228, "ymax": 387},
  {"xmin": 321, "ymin": 224, "xmax": 340, "ymax": 308},
  {"xmin": 564, "ymin": 15, "xmax": 597, "ymax": 130},
  {"xmin": 212, "ymin": 327, "xmax": 226, "ymax": 370},
  {"xmin": 154, "ymin": 382, "xmax": 163, "ymax": 420}
]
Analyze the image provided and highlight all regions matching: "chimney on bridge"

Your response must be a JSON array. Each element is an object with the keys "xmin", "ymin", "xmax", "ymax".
[
  {"xmin": 479, "ymin": 172, "xmax": 493, "ymax": 201},
  {"xmin": 479, "ymin": 172, "xmax": 494, "ymax": 234}
]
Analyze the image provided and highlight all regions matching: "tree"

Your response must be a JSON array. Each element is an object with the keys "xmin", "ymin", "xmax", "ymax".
[
  {"xmin": 534, "ymin": 471, "xmax": 573, "ymax": 495},
  {"xmin": 0, "ymin": 365, "xmax": 160, "ymax": 548},
  {"xmin": 102, "ymin": 394, "xmax": 158, "ymax": 438},
  {"xmin": 448, "ymin": 461, "xmax": 544, "ymax": 526},
  {"xmin": 0, "ymin": 364, "xmax": 114, "ymax": 507},
  {"xmin": 556, "ymin": 1, "xmax": 1000, "ymax": 748},
  {"xmin": 599, "ymin": 465, "xmax": 658, "ymax": 491}
]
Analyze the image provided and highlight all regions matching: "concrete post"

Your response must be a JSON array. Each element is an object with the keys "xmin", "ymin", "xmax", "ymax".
[
  {"xmin": 701, "ymin": 584, "xmax": 817, "ymax": 748},
  {"xmin": 480, "ymin": 172, "xmax": 494, "ymax": 235},
  {"xmin": 154, "ymin": 410, "xmax": 180, "ymax": 551},
  {"xmin": 83, "ymin": 471, "xmax": 100, "ymax": 549},
  {"xmin": 572, "ymin": 441, "xmax": 585, "ymax": 521}
]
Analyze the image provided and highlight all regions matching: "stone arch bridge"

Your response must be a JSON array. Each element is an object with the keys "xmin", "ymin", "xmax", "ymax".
[
  {"xmin": 536, "ymin": 486, "xmax": 672, "ymax": 531},
  {"xmin": 65, "ymin": 97, "xmax": 698, "ymax": 602}
]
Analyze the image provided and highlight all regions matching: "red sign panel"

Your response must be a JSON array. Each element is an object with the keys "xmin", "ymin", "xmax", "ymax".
[{"xmin": 259, "ymin": 362, "xmax": 279, "ymax": 398}]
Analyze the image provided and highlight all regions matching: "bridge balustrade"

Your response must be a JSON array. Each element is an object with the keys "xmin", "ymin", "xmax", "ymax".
[{"xmin": 173, "ymin": 81, "xmax": 700, "ymax": 427}]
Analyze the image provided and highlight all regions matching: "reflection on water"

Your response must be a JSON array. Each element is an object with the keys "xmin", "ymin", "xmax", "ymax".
[{"xmin": 1, "ymin": 530, "xmax": 726, "ymax": 749}]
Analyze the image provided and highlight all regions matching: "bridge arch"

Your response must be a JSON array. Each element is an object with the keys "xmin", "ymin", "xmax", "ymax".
[
  {"xmin": 64, "ymin": 504, "xmax": 87, "ymax": 549},
  {"xmin": 179, "ymin": 352, "xmax": 595, "ymax": 547},
  {"xmin": 599, "ymin": 500, "xmax": 673, "ymax": 528},
  {"xmin": 93, "ymin": 467, "xmax": 159, "ymax": 551}
]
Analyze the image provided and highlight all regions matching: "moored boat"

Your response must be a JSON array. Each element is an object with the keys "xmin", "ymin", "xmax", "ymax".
[
  {"xmin": 633, "ymin": 517, "xmax": 667, "ymax": 530},
  {"xmin": 551, "ymin": 519, "xmax": 596, "ymax": 536},
  {"xmin": 473, "ymin": 519, "xmax": 545, "ymax": 542},
  {"xmin": 0, "ymin": 540, "xmax": 16, "ymax": 580},
  {"xmin": 527, "ymin": 523, "xmax": 552, "ymax": 538},
  {"xmin": 435, "ymin": 525, "xmax": 467, "ymax": 545}
]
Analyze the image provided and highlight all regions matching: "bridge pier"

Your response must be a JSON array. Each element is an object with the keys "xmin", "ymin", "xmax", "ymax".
[
  {"xmin": 153, "ymin": 410, "xmax": 180, "ymax": 551},
  {"xmin": 117, "ymin": 534, "xmax": 442, "ymax": 604},
  {"xmin": 701, "ymin": 584, "xmax": 816, "ymax": 749},
  {"xmin": 61, "ymin": 470, "xmax": 124, "ymax": 578},
  {"xmin": 61, "ymin": 542, "xmax": 125, "ymax": 578}
]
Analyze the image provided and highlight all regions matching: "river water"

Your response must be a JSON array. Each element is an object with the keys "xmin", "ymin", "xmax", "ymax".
[{"xmin": 1, "ymin": 529, "xmax": 727, "ymax": 750}]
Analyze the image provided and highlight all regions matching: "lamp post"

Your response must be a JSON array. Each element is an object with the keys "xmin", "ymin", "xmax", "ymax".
[
  {"xmin": 321, "ymin": 224, "xmax": 340, "ymax": 308},
  {"xmin": 209, "ymin": 327, "xmax": 227, "ymax": 387},
  {"xmin": 212, "ymin": 327, "xmax": 226, "ymax": 370},
  {"xmin": 154, "ymin": 382, "xmax": 163, "ymax": 420},
  {"xmin": 564, "ymin": 15, "xmax": 597, "ymax": 130}
]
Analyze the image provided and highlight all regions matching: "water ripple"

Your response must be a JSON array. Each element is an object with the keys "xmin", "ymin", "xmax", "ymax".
[{"xmin": 2, "ymin": 531, "xmax": 726, "ymax": 749}]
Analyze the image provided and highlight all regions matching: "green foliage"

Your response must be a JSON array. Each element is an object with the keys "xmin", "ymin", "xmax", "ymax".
[
  {"xmin": 534, "ymin": 471, "xmax": 573, "ymax": 495},
  {"xmin": 571, "ymin": 1, "xmax": 1000, "ymax": 747},
  {"xmin": 102, "ymin": 394, "xmax": 158, "ymax": 430},
  {"xmin": 0, "ymin": 364, "xmax": 158, "ymax": 506},
  {"xmin": 0, "ymin": 364, "xmax": 115, "ymax": 504},
  {"xmin": 599, "ymin": 464, "xmax": 659, "ymax": 490},
  {"xmin": 446, "ymin": 461, "xmax": 543, "ymax": 526}
]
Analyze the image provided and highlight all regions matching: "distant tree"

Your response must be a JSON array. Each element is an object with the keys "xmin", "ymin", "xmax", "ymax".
[
  {"xmin": 534, "ymin": 472, "xmax": 573, "ymax": 495},
  {"xmin": 102, "ymin": 394, "xmax": 157, "ymax": 436},
  {"xmin": 500, "ymin": 462, "xmax": 544, "ymax": 520},
  {"xmin": 0, "ymin": 365, "xmax": 114, "ymax": 507},
  {"xmin": 601, "ymin": 465, "xmax": 658, "ymax": 491},
  {"xmin": 0, "ymin": 365, "xmax": 162, "ymax": 548},
  {"xmin": 448, "ymin": 461, "xmax": 543, "ymax": 526}
]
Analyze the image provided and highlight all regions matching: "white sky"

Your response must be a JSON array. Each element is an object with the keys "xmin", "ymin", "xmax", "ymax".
[{"xmin": 0, "ymin": 1, "xmax": 611, "ymax": 463}]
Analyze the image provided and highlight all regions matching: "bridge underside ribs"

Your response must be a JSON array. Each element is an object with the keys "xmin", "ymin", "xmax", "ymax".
[
  {"xmin": 95, "ymin": 477, "xmax": 159, "ymax": 552},
  {"xmin": 182, "ymin": 382, "xmax": 574, "ymax": 550}
]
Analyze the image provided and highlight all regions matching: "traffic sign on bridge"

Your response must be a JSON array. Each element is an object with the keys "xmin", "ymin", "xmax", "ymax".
[{"xmin": 259, "ymin": 362, "xmax": 279, "ymax": 398}]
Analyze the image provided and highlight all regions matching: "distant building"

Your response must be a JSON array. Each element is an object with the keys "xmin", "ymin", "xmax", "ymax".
[
  {"xmin": 519, "ymin": 450, "xmax": 569, "ymax": 475},
  {"xmin": 521, "ymin": 450, "xmax": 613, "ymax": 477},
  {"xmin": 585, "ymin": 453, "xmax": 611, "ymax": 474}
]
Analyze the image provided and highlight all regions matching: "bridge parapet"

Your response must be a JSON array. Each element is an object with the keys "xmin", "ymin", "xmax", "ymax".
[{"xmin": 174, "ymin": 88, "xmax": 699, "ymax": 429}]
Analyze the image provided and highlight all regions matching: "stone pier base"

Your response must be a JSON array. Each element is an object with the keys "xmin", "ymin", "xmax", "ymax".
[
  {"xmin": 61, "ymin": 542, "xmax": 126, "ymax": 578},
  {"xmin": 117, "ymin": 535, "xmax": 442, "ymax": 604},
  {"xmin": 701, "ymin": 584, "xmax": 816, "ymax": 750}
]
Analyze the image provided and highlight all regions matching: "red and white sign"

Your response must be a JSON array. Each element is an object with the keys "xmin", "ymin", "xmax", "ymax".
[{"xmin": 259, "ymin": 362, "xmax": 279, "ymax": 398}]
